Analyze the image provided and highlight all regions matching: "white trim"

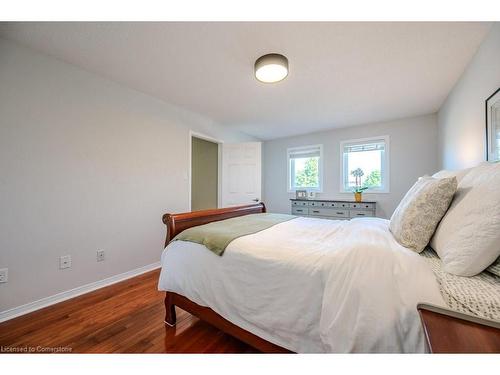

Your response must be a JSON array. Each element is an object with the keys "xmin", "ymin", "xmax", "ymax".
[
  {"xmin": 287, "ymin": 144, "xmax": 324, "ymax": 193},
  {"xmin": 188, "ymin": 131, "xmax": 223, "ymax": 210},
  {"xmin": 0, "ymin": 262, "xmax": 161, "ymax": 323},
  {"xmin": 339, "ymin": 135, "xmax": 390, "ymax": 194}
]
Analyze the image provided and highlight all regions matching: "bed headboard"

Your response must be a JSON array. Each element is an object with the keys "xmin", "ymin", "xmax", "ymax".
[{"xmin": 162, "ymin": 202, "xmax": 266, "ymax": 248}]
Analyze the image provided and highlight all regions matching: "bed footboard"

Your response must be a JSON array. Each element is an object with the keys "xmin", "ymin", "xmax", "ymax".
[{"xmin": 162, "ymin": 202, "xmax": 266, "ymax": 247}]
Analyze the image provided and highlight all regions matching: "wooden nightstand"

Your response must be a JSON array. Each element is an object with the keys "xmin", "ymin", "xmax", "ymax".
[{"xmin": 417, "ymin": 303, "xmax": 500, "ymax": 353}]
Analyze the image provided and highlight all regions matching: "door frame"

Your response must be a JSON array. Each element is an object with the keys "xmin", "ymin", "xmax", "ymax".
[{"xmin": 188, "ymin": 131, "xmax": 223, "ymax": 211}]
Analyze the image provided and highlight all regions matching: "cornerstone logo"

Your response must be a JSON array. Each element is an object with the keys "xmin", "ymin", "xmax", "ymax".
[{"xmin": 1, "ymin": 345, "xmax": 73, "ymax": 353}]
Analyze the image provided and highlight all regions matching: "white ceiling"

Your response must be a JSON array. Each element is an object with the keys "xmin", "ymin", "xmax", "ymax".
[{"xmin": 0, "ymin": 22, "xmax": 492, "ymax": 140}]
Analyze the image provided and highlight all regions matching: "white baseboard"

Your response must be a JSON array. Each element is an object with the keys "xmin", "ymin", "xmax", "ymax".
[{"xmin": 0, "ymin": 262, "xmax": 161, "ymax": 323}]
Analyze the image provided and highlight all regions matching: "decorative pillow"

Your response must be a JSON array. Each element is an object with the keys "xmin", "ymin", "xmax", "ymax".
[
  {"xmin": 430, "ymin": 162, "xmax": 500, "ymax": 276},
  {"xmin": 389, "ymin": 176, "xmax": 457, "ymax": 253},
  {"xmin": 486, "ymin": 257, "xmax": 500, "ymax": 277}
]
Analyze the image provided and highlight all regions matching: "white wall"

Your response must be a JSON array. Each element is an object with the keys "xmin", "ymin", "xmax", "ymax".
[
  {"xmin": 0, "ymin": 38, "xmax": 254, "ymax": 314},
  {"xmin": 438, "ymin": 24, "xmax": 500, "ymax": 170},
  {"xmin": 263, "ymin": 114, "xmax": 438, "ymax": 218}
]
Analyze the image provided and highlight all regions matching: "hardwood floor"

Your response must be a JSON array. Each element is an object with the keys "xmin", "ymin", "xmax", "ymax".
[{"xmin": 0, "ymin": 269, "xmax": 257, "ymax": 353}]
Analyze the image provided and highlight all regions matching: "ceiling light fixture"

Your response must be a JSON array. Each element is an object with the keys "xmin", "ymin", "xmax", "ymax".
[{"xmin": 254, "ymin": 53, "xmax": 288, "ymax": 83}]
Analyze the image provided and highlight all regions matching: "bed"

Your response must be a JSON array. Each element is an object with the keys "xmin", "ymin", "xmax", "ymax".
[{"xmin": 158, "ymin": 203, "xmax": 448, "ymax": 353}]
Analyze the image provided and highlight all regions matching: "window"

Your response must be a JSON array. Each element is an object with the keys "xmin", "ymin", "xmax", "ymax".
[
  {"xmin": 340, "ymin": 136, "xmax": 389, "ymax": 193},
  {"xmin": 287, "ymin": 145, "xmax": 323, "ymax": 192}
]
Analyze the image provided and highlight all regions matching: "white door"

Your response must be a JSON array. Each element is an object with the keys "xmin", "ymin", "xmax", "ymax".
[{"xmin": 221, "ymin": 142, "xmax": 261, "ymax": 207}]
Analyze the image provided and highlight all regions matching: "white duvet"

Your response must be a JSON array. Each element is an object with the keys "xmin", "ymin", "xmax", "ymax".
[{"xmin": 158, "ymin": 217, "xmax": 444, "ymax": 353}]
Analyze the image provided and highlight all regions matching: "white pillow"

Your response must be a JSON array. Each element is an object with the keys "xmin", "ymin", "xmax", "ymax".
[
  {"xmin": 430, "ymin": 162, "xmax": 500, "ymax": 276},
  {"xmin": 389, "ymin": 176, "xmax": 457, "ymax": 253},
  {"xmin": 432, "ymin": 168, "xmax": 470, "ymax": 183}
]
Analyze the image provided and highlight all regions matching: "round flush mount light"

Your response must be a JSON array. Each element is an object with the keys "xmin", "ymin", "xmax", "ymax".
[{"xmin": 254, "ymin": 53, "xmax": 289, "ymax": 83}]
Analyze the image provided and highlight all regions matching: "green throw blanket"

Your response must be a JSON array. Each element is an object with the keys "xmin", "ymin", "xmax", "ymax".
[{"xmin": 173, "ymin": 213, "xmax": 295, "ymax": 256}]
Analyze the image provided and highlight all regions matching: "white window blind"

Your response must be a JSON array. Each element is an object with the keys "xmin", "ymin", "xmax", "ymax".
[
  {"xmin": 343, "ymin": 140, "xmax": 385, "ymax": 154},
  {"xmin": 288, "ymin": 145, "xmax": 322, "ymax": 159}
]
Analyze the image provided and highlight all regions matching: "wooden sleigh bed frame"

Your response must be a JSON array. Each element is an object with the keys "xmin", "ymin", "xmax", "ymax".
[{"xmin": 162, "ymin": 202, "xmax": 292, "ymax": 353}]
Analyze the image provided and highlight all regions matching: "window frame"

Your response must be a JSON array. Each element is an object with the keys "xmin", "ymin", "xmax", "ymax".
[
  {"xmin": 339, "ymin": 135, "xmax": 390, "ymax": 194},
  {"xmin": 287, "ymin": 144, "xmax": 324, "ymax": 193}
]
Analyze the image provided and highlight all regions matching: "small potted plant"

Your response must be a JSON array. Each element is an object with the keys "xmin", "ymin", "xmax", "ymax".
[{"xmin": 351, "ymin": 168, "xmax": 368, "ymax": 202}]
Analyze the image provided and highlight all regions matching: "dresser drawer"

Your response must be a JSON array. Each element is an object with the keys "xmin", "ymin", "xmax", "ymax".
[
  {"xmin": 311, "ymin": 201, "xmax": 337, "ymax": 208},
  {"xmin": 349, "ymin": 210, "xmax": 374, "ymax": 218},
  {"xmin": 292, "ymin": 206, "xmax": 308, "ymax": 215},
  {"xmin": 309, "ymin": 201, "xmax": 327, "ymax": 207},
  {"xmin": 308, "ymin": 208, "xmax": 335, "ymax": 216},
  {"xmin": 337, "ymin": 202, "xmax": 350, "ymax": 209},
  {"xmin": 350, "ymin": 202, "xmax": 375, "ymax": 210},
  {"xmin": 324, "ymin": 202, "xmax": 341, "ymax": 208},
  {"xmin": 292, "ymin": 200, "xmax": 309, "ymax": 207},
  {"xmin": 326, "ymin": 209, "xmax": 349, "ymax": 218}
]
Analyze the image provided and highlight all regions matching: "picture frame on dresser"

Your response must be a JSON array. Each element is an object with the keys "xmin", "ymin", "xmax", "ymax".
[
  {"xmin": 295, "ymin": 190, "xmax": 308, "ymax": 199},
  {"xmin": 486, "ymin": 87, "xmax": 500, "ymax": 162}
]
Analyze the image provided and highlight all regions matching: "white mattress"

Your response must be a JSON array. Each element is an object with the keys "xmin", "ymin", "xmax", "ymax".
[{"xmin": 158, "ymin": 216, "xmax": 444, "ymax": 353}]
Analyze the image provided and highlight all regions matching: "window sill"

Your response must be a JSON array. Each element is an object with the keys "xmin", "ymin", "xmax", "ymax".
[
  {"xmin": 340, "ymin": 190, "xmax": 390, "ymax": 194},
  {"xmin": 288, "ymin": 189, "xmax": 323, "ymax": 193}
]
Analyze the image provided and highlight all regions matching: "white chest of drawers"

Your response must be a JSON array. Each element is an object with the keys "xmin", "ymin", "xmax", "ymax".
[{"xmin": 291, "ymin": 199, "xmax": 376, "ymax": 219}]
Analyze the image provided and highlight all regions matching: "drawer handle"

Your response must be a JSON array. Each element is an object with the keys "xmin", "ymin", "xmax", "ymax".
[
  {"xmin": 356, "ymin": 213, "xmax": 365, "ymax": 216},
  {"xmin": 336, "ymin": 212, "xmax": 344, "ymax": 215},
  {"xmin": 312, "ymin": 210, "xmax": 320, "ymax": 213},
  {"xmin": 296, "ymin": 209, "xmax": 303, "ymax": 212}
]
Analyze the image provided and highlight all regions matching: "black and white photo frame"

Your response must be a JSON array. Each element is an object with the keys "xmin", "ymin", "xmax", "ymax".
[
  {"xmin": 486, "ymin": 87, "xmax": 500, "ymax": 162},
  {"xmin": 295, "ymin": 190, "xmax": 308, "ymax": 200}
]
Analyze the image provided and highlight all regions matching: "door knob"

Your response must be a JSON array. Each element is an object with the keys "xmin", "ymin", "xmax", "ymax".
[{"xmin": 252, "ymin": 198, "xmax": 259, "ymax": 202}]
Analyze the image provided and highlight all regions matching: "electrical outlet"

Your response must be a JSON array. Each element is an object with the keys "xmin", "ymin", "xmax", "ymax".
[
  {"xmin": 96, "ymin": 250, "xmax": 105, "ymax": 262},
  {"xmin": 0, "ymin": 268, "xmax": 8, "ymax": 283},
  {"xmin": 59, "ymin": 255, "xmax": 71, "ymax": 269}
]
